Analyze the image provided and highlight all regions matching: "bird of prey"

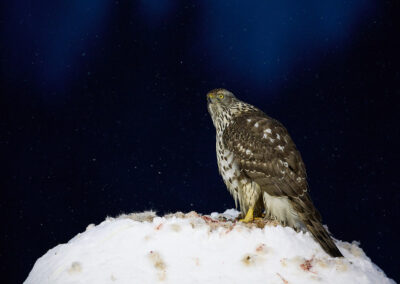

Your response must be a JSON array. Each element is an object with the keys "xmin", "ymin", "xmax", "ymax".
[{"xmin": 207, "ymin": 88, "xmax": 342, "ymax": 257}]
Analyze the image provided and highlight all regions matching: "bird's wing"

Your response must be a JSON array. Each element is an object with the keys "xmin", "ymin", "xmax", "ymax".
[{"xmin": 223, "ymin": 112, "xmax": 321, "ymax": 220}]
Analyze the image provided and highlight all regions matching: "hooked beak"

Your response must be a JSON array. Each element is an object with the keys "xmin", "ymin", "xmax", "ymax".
[{"xmin": 207, "ymin": 92, "xmax": 215, "ymax": 104}]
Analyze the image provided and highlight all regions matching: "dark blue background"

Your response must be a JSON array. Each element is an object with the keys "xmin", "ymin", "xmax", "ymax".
[{"xmin": 1, "ymin": 1, "xmax": 399, "ymax": 282}]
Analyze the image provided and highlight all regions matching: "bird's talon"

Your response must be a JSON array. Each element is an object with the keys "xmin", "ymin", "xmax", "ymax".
[{"xmin": 239, "ymin": 207, "xmax": 254, "ymax": 223}]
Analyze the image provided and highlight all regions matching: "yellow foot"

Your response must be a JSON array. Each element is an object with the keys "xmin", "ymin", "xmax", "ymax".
[{"xmin": 239, "ymin": 207, "xmax": 254, "ymax": 223}]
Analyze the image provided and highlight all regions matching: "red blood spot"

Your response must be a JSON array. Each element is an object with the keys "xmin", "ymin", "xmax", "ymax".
[
  {"xmin": 225, "ymin": 223, "xmax": 236, "ymax": 234},
  {"xmin": 256, "ymin": 244, "xmax": 265, "ymax": 252},
  {"xmin": 276, "ymin": 273, "xmax": 289, "ymax": 284},
  {"xmin": 300, "ymin": 257, "xmax": 315, "ymax": 273},
  {"xmin": 201, "ymin": 216, "xmax": 218, "ymax": 223}
]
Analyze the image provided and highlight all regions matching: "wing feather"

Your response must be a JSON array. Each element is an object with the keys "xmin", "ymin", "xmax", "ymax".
[
  {"xmin": 223, "ymin": 112, "xmax": 321, "ymax": 220},
  {"xmin": 222, "ymin": 110, "xmax": 343, "ymax": 256}
]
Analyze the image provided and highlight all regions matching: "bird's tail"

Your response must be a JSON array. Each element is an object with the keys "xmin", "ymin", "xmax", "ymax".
[{"xmin": 303, "ymin": 216, "xmax": 343, "ymax": 257}]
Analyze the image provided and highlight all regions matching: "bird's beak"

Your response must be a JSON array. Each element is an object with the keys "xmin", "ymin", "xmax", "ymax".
[{"xmin": 207, "ymin": 93, "xmax": 215, "ymax": 104}]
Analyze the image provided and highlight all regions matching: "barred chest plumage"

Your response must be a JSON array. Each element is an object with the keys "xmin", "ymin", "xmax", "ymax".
[
  {"xmin": 213, "ymin": 103, "xmax": 255, "ymax": 210},
  {"xmin": 216, "ymin": 134, "xmax": 242, "ymax": 207}
]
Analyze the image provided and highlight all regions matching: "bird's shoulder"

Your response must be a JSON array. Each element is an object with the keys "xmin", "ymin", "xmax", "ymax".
[
  {"xmin": 223, "ymin": 110, "xmax": 307, "ymax": 184},
  {"xmin": 223, "ymin": 110, "xmax": 294, "ymax": 153}
]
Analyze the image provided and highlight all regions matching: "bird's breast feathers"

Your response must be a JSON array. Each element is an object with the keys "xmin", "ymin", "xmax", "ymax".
[{"xmin": 216, "ymin": 138, "xmax": 240, "ymax": 187}]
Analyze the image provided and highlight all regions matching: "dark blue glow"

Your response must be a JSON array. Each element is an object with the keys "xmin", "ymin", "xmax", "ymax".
[
  {"xmin": 39, "ymin": 1, "xmax": 110, "ymax": 85},
  {"xmin": 139, "ymin": 0, "xmax": 174, "ymax": 20},
  {"xmin": 3, "ymin": 0, "xmax": 109, "ymax": 88},
  {"xmin": 2, "ymin": 0, "xmax": 374, "ymax": 93},
  {"xmin": 197, "ymin": 0, "xmax": 373, "ymax": 91}
]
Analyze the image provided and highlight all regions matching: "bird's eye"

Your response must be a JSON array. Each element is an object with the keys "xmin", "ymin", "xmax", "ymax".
[{"xmin": 218, "ymin": 94, "xmax": 224, "ymax": 99}]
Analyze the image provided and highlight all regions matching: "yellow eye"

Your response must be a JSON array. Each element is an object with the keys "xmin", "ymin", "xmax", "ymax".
[
  {"xmin": 218, "ymin": 94, "xmax": 224, "ymax": 99},
  {"xmin": 208, "ymin": 93, "xmax": 215, "ymax": 98}
]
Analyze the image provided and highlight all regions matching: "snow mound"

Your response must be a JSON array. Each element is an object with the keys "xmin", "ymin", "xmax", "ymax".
[{"xmin": 25, "ymin": 210, "xmax": 394, "ymax": 284}]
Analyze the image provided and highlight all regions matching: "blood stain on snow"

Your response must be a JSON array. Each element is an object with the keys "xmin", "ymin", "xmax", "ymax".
[
  {"xmin": 255, "ymin": 243, "xmax": 267, "ymax": 254},
  {"xmin": 224, "ymin": 223, "xmax": 236, "ymax": 234},
  {"xmin": 201, "ymin": 215, "xmax": 218, "ymax": 223},
  {"xmin": 300, "ymin": 257, "xmax": 316, "ymax": 274},
  {"xmin": 276, "ymin": 272, "xmax": 289, "ymax": 284},
  {"xmin": 300, "ymin": 259, "xmax": 312, "ymax": 271}
]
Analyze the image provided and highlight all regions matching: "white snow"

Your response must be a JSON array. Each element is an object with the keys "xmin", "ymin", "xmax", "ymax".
[{"xmin": 24, "ymin": 210, "xmax": 395, "ymax": 284}]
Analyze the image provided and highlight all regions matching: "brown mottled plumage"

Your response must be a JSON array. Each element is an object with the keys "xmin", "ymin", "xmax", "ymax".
[{"xmin": 207, "ymin": 88, "xmax": 342, "ymax": 257}]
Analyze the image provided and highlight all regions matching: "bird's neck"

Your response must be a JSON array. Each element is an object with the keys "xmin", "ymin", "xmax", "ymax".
[{"xmin": 215, "ymin": 101, "xmax": 259, "ymax": 136}]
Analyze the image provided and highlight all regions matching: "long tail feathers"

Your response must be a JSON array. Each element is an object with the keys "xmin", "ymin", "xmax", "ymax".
[{"xmin": 304, "ymin": 218, "xmax": 343, "ymax": 257}]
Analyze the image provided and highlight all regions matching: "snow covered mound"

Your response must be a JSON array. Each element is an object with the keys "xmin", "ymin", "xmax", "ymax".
[{"xmin": 25, "ymin": 210, "xmax": 394, "ymax": 284}]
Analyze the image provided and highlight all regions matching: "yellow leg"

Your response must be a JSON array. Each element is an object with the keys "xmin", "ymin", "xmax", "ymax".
[{"xmin": 239, "ymin": 207, "xmax": 254, "ymax": 223}]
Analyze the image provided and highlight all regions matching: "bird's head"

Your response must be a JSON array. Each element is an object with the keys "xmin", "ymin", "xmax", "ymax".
[
  {"xmin": 207, "ymin": 88, "xmax": 237, "ymax": 107},
  {"xmin": 207, "ymin": 88, "xmax": 240, "ymax": 132},
  {"xmin": 207, "ymin": 88, "xmax": 260, "ymax": 133},
  {"xmin": 207, "ymin": 88, "xmax": 237, "ymax": 115}
]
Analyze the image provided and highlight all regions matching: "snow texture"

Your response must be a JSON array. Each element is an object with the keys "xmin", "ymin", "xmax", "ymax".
[{"xmin": 25, "ymin": 210, "xmax": 395, "ymax": 284}]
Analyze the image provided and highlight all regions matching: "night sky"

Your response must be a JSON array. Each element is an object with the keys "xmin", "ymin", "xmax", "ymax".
[{"xmin": 1, "ymin": 1, "xmax": 399, "ymax": 283}]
